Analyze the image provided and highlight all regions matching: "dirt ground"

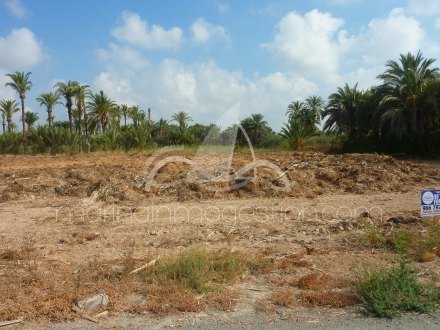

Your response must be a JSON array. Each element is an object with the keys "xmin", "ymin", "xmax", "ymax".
[{"xmin": 0, "ymin": 151, "xmax": 439, "ymax": 328}]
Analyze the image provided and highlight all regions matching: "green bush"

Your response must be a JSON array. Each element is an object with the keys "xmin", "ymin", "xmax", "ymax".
[
  {"xmin": 0, "ymin": 132, "xmax": 23, "ymax": 154},
  {"xmin": 358, "ymin": 259, "xmax": 440, "ymax": 317}
]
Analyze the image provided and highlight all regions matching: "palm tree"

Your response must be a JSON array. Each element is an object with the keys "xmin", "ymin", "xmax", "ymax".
[
  {"xmin": 5, "ymin": 71, "xmax": 32, "ymax": 133},
  {"xmin": 304, "ymin": 95, "xmax": 324, "ymax": 132},
  {"xmin": 377, "ymin": 51, "xmax": 439, "ymax": 137},
  {"xmin": 286, "ymin": 100, "xmax": 305, "ymax": 118},
  {"xmin": 73, "ymin": 84, "xmax": 89, "ymax": 137},
  {"xmin": 55, "ymin": 80, "xmax": 79, "ymax": 131},
  {"xmin": 24, "ymin": 111, "xmax": 39, "ymax": 130},
  {"xmin": 119, "ymin": 104, "xmax": 130, "ymax": 127},
  {"xmin": 171, "ymin": 111, "xmax": 192, "ymax": 130},
  {"xmin": 287, "ymin": 98, "xmax": 323, "ymax": 134},
  {"xmin": 171, "ymin": 111, "xmax": 192, "ymax": 144},
  {"xmin": 322, "ymin": 83, "xmax": 361, "ymax": 138},
  {"xmin": 240, "ymin": 113, "xmax": 268, "ymax": 147},
  {"xmin": 87, "ymin": 90, "xmax": 116, "ymax": 133},
  {"xmin": 109, "ymin": 105, "xmax": 121, "ymax": 132},
  {"xmin": 129, "ymin": 106, "xmax": 145, "ymax": 126},
  {"xmin": 36, "ymin": 92, "xmax": 62, "ymax": 128},
  {"xmin": 0, "ymin": 100, "xmax": 20, "ymax": 132},
  {"xmin": 280, "ymin": 116, "xmax": 314, "ymax": 150}
]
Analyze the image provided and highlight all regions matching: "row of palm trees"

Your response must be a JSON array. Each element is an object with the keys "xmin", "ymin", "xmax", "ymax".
[
  {"xmin": 321, "ymin": 51, "xmax": 440, "ymax": 141},
  {"xmin": 1, "ymin": 51, "xmax": 439, "ymax": 154},
  {"xmin": 278, "ymin": 51, "xmax": 440, "ymax": 152},
  {"xmin": 0, "ymin": 75, "xmax": 155, "ymax": 137}
]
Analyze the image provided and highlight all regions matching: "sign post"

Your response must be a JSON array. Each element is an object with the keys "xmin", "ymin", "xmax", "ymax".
[{"xmin": 421, "ymin": 190, "xmax": 440, "ymax": 223}]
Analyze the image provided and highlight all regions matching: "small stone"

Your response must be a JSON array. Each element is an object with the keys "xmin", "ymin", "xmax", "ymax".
[{"xmin": 77, "ymin": 293, "xmax": 109, "ymax": 312}]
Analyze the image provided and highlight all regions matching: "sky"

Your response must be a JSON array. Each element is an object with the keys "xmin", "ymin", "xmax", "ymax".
[{"xmin": 1, "ymin": 0, "xmax": 440, "ymax": 130}]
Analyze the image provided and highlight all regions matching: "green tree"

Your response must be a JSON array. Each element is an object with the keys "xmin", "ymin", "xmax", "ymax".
[
  {"xmin": 73, "ymin": 84, "xmax": 90, "ymax": 137},
  {"xmin": 0, "ymin": 100, "xmax": 20, "ymax": 132},
  {"xmin": 377, "ymin": 51, "xmax": 439, "ymax": 137},
  {"xmin": 240, "ymin": 113, "xmax": 268, "ymax": 147},
  {"xmin": 55, "ymin": 80, "xmax": 79, "ymax": 131},
  {"xmin": 129, "ymin": 106, "xmax": 144, "ymax": 126},
  {"xmin": 87, "ymin": 90, "xmax": 116, "ymax": 133},
  {"xmin": 119, "ymin": 104, "xmax": 130, "ymax": 127},
  {"xmin": 36, "ymin": 92, "xmax": 62, "ymax": 128},
  {"xmin": 171, "ymin": 111, "xmax": 192, "ymax": 144},
  {"xmin": 323, "ymin": 83, "xmax": 362, "ymax": 138},
  {"xmin": 280, "ymin": 116, "xmax": 314, "ymax": 150},
  {"xmin": 5, "ymin": 71, "xmax": 32, "ymax": 133},
  {"xmin": 286, "ymin": 97, "xmax": 323, "ymax": 134},
  {"xmin": 24, "ymin": 111, "xmax": 39, "ymax": 130}
]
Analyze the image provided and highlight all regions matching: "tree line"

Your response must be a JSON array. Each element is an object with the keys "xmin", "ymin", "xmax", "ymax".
[{"xmin": 1, "ymin": 51, "xmax": 439, "ymax": 156}]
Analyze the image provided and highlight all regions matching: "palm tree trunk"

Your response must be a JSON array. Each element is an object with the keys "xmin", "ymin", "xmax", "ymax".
[
  {"xmin": 20, "ymin": 95, "xmax": 25, "ymax": 133},
  {"xmin": 67, "ymin": 100, "xmax": 73, "ymax": 131},
  {"xmin": 83, "ymin": 104, "xmax": 88, "ymax": 138},
  {"xmin": 1, "ymin": 120, "xmax": 5, "ymax": 134},
  {"xmin": 78, "ymin": 106, "xmax": 82, "ymax": 138},
  {"xmin": 48, "ymin": 108, "xmax": 52, "ymax": 129}
]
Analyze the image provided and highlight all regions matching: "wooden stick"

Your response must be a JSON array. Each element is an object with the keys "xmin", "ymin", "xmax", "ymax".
[
  {"xmin": 72, "ymin": 306, "xmax": 99, "ymax": 323},
  {"xmin": 0, "ymin": 318, "xmax": 24, "ymax": 327},
  {"xmin": 94, "ymin": 311, "xmax": 108, "ymax": 318},
  {"xmin": 130, "ymin": 256, "xmax": 160, "ymax": 274}
]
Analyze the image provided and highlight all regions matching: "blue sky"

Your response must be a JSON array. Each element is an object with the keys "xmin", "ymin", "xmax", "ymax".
[{"xmin": 1, "ymin": 0, "xmax": 440, "ymax": 130}]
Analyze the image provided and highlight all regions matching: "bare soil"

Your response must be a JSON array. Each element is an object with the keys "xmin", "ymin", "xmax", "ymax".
[{"xmin": 0, "ymin": 151, "xmax": 439, "ymax": 328}]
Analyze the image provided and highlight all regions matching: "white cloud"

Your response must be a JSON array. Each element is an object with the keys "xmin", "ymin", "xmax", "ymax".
[
  {"xmin": 111, "ymin": 11, "xmax": 183, "ymax": 50},
  {"xmin": 250, "ymin": 3, "xmax": 281, "ymax": 16},
  {"xmin": 262, "ymin": 10, "xmax": 346, "ymax": 81},
  {"xmin": 435, "ymin": 17, "xmax": 440, "ymax": 29},
  {"xmin": 97, "ymin": 43, "xmax": 150, "ymax": 70},
  {"xmin": 94, "ymin": 44, "xmax": 317, "ymax": 129},
  {"xmin": 216, "ymin": 2, "xmax": 229, "ymax": 13},
  {"xmin": 352, "ymin": 8, "xmax": 437, "ymax": 65},
  {"xmin": 208, "ymin": 1, "xmax": 229, "ymax": 14},
  {"xmin": 0, "ymin": 68, "xmax": 16, "ymax": 100},
  {"xmin": 0, "ymin": 28, "xmax": 44, "ymax": 70},
  {"xmin": 263, "ymin": 7, "xmax": 440, "ymax": 94},
  {"xmin": 191, "ymin": 18, "xmax": 229, "ymax": 44},
  {"xmin": 3, "ymin": 0, "xmax": 27, "ymax": 19},
  {"xmin": 407, "ymin": 0, "xmax": 440, "ymax": 16}
]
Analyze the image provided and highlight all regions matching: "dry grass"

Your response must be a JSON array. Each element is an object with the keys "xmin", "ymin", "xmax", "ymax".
[
  {"xmin": 277, "ymin": 254, "xmax": 310, "ymax": 273},
  {"xmin": 418, "ymin": 252, "xmax": 437, "ymax": 263},
  {"xmin": 297, "ymin": 273, "xmax": 348, "ymax": 290},
  {"xmin": 143, "ymin": 285, "xmax": 205, "ymax": 316},
  {"xmin": 270, "ymin": 289, "xmax": 297, "ymax": 308},
  {"xmin": 0, "ymin": 245, "xmax": 256, "ymax": 321},
  {"xmin": 203, "ymin": 289, "xmax": 239, "ymax": 311},
  {"xmin": 301, "ymin": 291, "xmax": 360, "ymax": 307}
]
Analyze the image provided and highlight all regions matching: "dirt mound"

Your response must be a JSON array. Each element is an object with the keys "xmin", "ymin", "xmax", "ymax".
[{"xmin": 0, "ymin": 152, "xmax": 438, "ymax": 203}]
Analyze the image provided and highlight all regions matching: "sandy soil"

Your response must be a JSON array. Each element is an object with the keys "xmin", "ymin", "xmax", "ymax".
[{"xmin": 0, "ymin": 151, "xmax": 439, "ymax": 327}]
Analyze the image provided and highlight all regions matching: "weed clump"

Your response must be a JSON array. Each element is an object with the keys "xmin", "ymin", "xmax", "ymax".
[
  {"xmin": 139, "ymin": 247, "xmax": 272, "ymax": 294},
  {"xmin": 390, "ymin": 224, "xmax": 440, "ymax": 261},
  {"xmin": 358, "ymin": 259, "xmax": 440, "ymax": 317}
]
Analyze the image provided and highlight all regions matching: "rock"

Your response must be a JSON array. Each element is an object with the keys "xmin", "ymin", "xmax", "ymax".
[
  {"xmin": 388, "ymin": 216, "xmax": 418, "ymax": 224},
  {"xmin": 360, "ymin": 211, "xmax": 371, "ymax": 218},
  {"xmin": 77, "ymin": 293, "xmax": 109, "ymax": 312}
]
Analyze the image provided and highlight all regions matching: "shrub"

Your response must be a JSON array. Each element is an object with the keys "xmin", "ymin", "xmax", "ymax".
[{"xmin": 358, "ymin": 259, "xmax": 440, "ymax": 317}]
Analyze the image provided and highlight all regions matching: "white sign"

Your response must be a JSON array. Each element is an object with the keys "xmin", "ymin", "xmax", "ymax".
[{"xmin": 421, "ymin": 190, "xmax": 440, "ymax": 217}]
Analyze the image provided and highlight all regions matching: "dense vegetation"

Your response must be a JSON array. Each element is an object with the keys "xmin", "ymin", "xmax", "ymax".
[{"xmin": 0, "ymin": 51, "xmax": 439, "ymax": 156}]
